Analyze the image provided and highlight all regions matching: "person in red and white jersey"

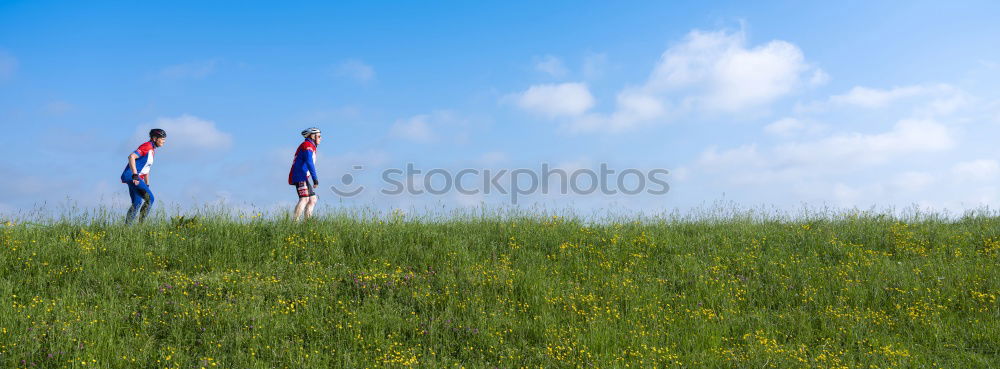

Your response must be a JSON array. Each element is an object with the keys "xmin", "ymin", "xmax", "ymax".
[
  {"xmin": 120, "ymin": 128, "xmax": 166, "ymax": 223},
  {"xmin": 288, "ymin": 127, "xmax": 322, "ymax": 221}
]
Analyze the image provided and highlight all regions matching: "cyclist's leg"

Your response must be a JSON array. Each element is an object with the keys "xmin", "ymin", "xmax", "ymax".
[
  {"xmin": 136, "ymin": 180, "xmax": 154, "ymax": 222},
  {"xmin": 293, "ymin": 182, "xmax": 311, "ymax": 221},
  {"xmin": 126, "ymin": 182, "xmax": 142, "ymax": 223},
  {"xmin": 304, "ymin": 182, "xmax": 318, "ymax": 218}
]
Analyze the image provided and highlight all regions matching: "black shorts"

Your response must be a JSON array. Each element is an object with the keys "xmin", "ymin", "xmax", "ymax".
[{"xmin": 295, "ymin": 181, "xmax": 316, "ymax": 198}]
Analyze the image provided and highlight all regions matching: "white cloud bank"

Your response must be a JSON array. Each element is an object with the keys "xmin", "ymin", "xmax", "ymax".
[
  {"xmin": 644, "ymin": 29, "xmax": 815, "ymax": 111},
  {"xmin": 678, "ymin": 75, "xmax": 1000, "ymax": 212},
  {"xmin": 132, "ymin": 115, "xmax": 233, "ymax": 153},
  {"xmin": 699, "ymin": 118, "xmax": 955, "ymax": 181},
  {"xmin": 774, "ymin": 119, "xmax": 954, "ymax": 166},
  {"xmin": 952, "ymin": 159, "xmax": 1000, "ymax": 181},
  {"xmin": 509, "ymin": 28, "xmax": 823, "ymax": 132}
]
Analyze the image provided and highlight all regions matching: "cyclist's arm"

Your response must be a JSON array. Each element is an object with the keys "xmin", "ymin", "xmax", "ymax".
[
  {"xmin": 305, "ymin": 149, "xmax": 319, "ymax": 184},
  {"xmin": 128, "ymin": 153, "xmax": 139, "ymax": 174},
  {"xmin": 128, "ymin": 153, "xmax": 140, "ymax": 184}
]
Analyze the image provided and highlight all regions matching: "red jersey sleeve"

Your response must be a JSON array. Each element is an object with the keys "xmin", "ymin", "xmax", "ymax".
[{"xmin": 134, "ymin": 142, "xmax": 153, "ymax": 157}]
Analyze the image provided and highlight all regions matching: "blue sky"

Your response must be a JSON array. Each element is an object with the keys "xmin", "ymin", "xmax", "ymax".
[{"xmin": 2, "ymin": 1, "xmax": 1000, "ymax": 216}]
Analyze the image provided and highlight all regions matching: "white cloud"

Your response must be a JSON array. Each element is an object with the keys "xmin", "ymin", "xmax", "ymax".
[
  {"xmin": 671, "ymin": 166, "xmax": 690, "ymax": 182},
  {"xmin": 390, "ymin": 115, "xmax": 435, "ymax": 143},
  {"xmin": 644, "ymin": 29, "xmax": 816, "ymax": 112},
  {"xmin": 919, "ymin": 89, "xmax": 973, "ymax": 116},
  {"xmin": 809, "ymin": 69, "xmax": 830, "ymax": 86},
  {"xmin": 509, "ymin": 82, "xmax": 595, "ymax": 117},
  {"xmin": 764, "ymin": 117, "xmax": 826, "ymax": 138},
  {"xmin": 829, "ymin": 85, "xmax": 933, "ymax": 108},
  {"xmin": 677, "ymin": 109, "xmax": 980, "ymax": 212},
  {"xmin": 671, "ymin": 68, "xmax": 1000, "ymax": 212},
  {"xmin": 774, "ymin": 119, "xmax": 954, "ymax": 166},
  {"xmin": 698, "ymin": 144, "xmax": 765, "ymax": 168},
  {"xmin": 612, "ymin": 90, "xmax": 667, "ymax": 124},
  {"xmin": 132, "ymin": 115, "xmax": 233, "ymax": 153},
  {"xmin": 569, "ymin": 89, "xmax": 669, "ymax": 132},
  {"xmin": 334, "ymin": 59, "xmax": 375, "ymax": 83},
  {"xmin": 891, "ymin": 171, "xmax": 935, "ymax": 193},
  {"xmin": 764, "ymin": 118, "xmax": 805, "ymax": 137},
  {"xmin": 699, "ymin": 118, "xmax": 955, "ymax": 180},
  {"xmin": 826, "ymin": 174, "xmax": 945, "ymax": 209},
  {"xmin": 520, "ymin": 28, "xmax": 821, "ymax": 133},
  {"xmin": 158, "ymin": 59, "xmax": 218, "ymax": 80},
  {"xmin": 0, "ymin": 51, "xmax": 16, "ymax": 81},
  {"xmin": 389, "ymin": 110, "xmax": 469, "ymax": 144},
  {"xmin": 831, "ymin": 182, "xmax": 866, "ymax": 206},
  {"xmin": 800, "ymin": 84, "xmax": 971, "ymax": 116},
  {"xmin": 952, "ymin": 159, "xmax": 1000, "ymax": 181},
  {"xmin": 535, "ymin": 55, "xmax": 568, "ymax": 78}
]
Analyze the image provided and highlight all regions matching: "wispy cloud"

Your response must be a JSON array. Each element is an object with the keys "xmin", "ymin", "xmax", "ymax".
[
  {"xmin": 952, "ymin": 159, "xmax": 1000, "ymax": 181},
  {"xmin": 334, "ymin": 59, "xmax": 375, "ymax": 83},
  {"xmin": 763, "ymin": 117, "xmax": 827, "ymax": 138},
  {"xmin": 506, "ymin": 82, "xmax": 595, "ymax": 118},
  {"xmin": 700, "ymin": 118, "xmax": 954, "ymax": 176},
  {"xmin": 390, "ymin": 115, "xmax": 435, "ymax": 143},
  {"xmin": 829, "ymin": 85, "xmax": 945, "ymax": 109},
  {"xmin": 796, "ymin": 83, "xmax": 973, "ymax": 117},
  {"xmin": 389, "ymin": 110, "xmax": 468, "ymax": 144},
  {"xmin": 534, "ymin": 55, "xmax": 568, "ymax": 78},
  {"xmin": 157, "ymin": 59, "xmax": 219, "ymax": 80},
  {"xmin": 131, "ymin": 115, "xmax": 233, "ymax": 156}
]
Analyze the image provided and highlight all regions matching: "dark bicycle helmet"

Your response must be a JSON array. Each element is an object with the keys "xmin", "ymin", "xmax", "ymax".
[{"xmin": 149, "ymin": 128, "xmax": 167, "ymax": 139}]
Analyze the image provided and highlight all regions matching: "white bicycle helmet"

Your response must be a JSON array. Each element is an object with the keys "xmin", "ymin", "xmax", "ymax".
[{"xmin": 301, "ymin": 127, "xmax": 321, "ymax": 137}]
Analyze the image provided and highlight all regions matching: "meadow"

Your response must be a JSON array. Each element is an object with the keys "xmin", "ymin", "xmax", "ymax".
[{"xmin": 0, "ymin": 209, "xmax": 998, "ymax": 368}]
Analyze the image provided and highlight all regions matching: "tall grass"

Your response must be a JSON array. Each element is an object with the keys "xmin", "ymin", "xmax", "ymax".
[{"xmin": 0, "ymin": 208, "xmax": 998, "ymax": 368}]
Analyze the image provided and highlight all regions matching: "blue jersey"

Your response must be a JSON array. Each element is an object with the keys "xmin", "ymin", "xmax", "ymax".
[
  {"xmin": 288, "ymin": 139, "xmax": 318, "ymax": 184},
  {"xmin": 121, "ymin": 141, "xmax": 155, "ymax": 183}
]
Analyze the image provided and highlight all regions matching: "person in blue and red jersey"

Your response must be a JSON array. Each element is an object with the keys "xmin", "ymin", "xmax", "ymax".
[
  {"xmin": 121, "ymin": 128, "xmax": 167, "ymax": 224},
  {"xmin": 289, "ymin": 127, "xmax": 322, "ymax": 221}
]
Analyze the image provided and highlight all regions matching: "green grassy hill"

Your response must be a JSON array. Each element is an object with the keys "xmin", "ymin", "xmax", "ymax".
[{"xmin": 1, "ymin": 213, "xmax": 998, "ymax": 368}]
